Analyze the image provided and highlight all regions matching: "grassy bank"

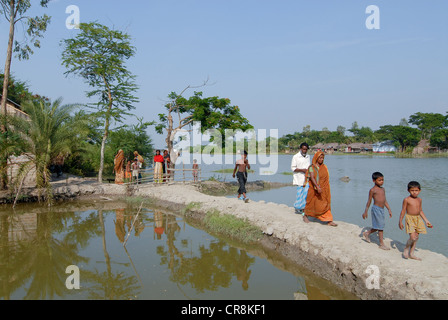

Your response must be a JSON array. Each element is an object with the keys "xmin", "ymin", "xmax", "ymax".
[
  {"xmin": 394, "ymin": 152, "xmax": 448, "ymax": 158},
  {"xmin": 203, "ymin": 209, "xmax": 262, "ymax": 244}
]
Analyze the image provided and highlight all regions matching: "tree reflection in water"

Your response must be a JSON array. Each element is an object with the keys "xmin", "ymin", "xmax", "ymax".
[
  {"xmin": 0, "ymin": 210, "xmax": 93, "ymax": 299},
  {"xmin": 0, "ymin": 203, "xmax": 354, "ymax": 300},
  {"xmin": 152, "ymin": 210, "xmax": 255, "ymax": 293}
]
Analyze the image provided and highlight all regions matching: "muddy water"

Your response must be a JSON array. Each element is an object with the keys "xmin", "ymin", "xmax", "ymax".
[{"xmin": 0, "ymin": 201, "xmax": 357, "ymax": 300}]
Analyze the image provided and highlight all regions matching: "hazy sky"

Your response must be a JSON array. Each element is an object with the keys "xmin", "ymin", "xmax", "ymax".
[{"xmin": 1, "ymin": 0, "xmax": 447, "ymax": 147}]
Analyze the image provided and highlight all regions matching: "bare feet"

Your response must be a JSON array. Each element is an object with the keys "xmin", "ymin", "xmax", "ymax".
[
  {"xmin": 379, "ymin": 244, "xmax": 390, "ymax": 250},
  {"xmin": 403, "ymin": 246, "xmax": 410, "ymax": 259},
  {"xmin": 327, "ymin": 221, "xmax": 337, "ymax": 227},
  {"xmin": 410, "ymin": 254, "xmax": 421, "ymax": 261},
  {"xmin": 363, "ymin": 231, "xmax": 371, "ymax": 243},
  {"xmin": 303, "ymin": 215, "xmax": 310, "ymax": 223}
]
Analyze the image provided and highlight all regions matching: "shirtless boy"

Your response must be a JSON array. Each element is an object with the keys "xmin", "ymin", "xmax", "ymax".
[
  {"xmin": 233, "ymin": 150, "xmax": 250, "ymax": 203},
  {"xmin": 399, "ymin": 181, "xmax": 432, "ymax": 260},
  {"xmin": 362, "ymin": 172, "xmax": 392, "ymax": 250}
]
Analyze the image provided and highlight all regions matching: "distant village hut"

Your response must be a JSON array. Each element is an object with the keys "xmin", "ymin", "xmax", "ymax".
[
  {"xmin": 1, "ymin": 96, "xmax": 35, "ymax": 188},
  {"xmin": 324, "ymin": 143, "xmax": 339, "ymax": 153},
  {"xmin": 1, "ymin": 95, "xmax": 30, "ymax": 121},
  {"xmin": 346, "ymin": 143, "xmax": 373, "ymax": 153},
  {"xmin": 310, "ymin": 143, "xmax": 325, "ymax": 153},
  {"xmin": 412, "ymin": 139, "xmax": 438, "ymax": 155}
]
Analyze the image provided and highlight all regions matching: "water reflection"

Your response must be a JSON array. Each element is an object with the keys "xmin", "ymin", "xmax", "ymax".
[
  {"xmin": 0, "ymin": 202, "xmax": 357, "ymax": 300},
  {"xmin": 0, "ymin": 211, "xmax": 90, "ymax": 299}
]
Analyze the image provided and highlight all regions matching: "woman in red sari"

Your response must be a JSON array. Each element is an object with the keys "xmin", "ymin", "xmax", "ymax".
[
  {"xmin": 153, "ymin": 150, "xmax": 164, "ymax": 183},
  {"xmin": 303, "ymin": 151, "xmax": 337, "ymax": 226}
]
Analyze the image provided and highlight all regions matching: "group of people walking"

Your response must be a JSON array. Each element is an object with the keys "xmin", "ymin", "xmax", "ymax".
[{"xmin": 290, "ymin": 143, "xmax": 432, "ymax": 260}]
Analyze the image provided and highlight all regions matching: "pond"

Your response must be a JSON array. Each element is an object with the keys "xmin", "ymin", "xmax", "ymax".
[{"xmin": 0, "ymin": 201, "xmax": 357, "ymax": 300}]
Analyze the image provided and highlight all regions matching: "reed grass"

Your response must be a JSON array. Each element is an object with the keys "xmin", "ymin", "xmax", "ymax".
[{"xmin": 203, "ymin": 209, "xmax": 262, "ymax": 244}]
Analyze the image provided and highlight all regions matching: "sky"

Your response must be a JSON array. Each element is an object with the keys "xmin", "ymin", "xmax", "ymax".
[{"xmin": 1, "ymin": 0, "xmax": 447, "ymax": 148}]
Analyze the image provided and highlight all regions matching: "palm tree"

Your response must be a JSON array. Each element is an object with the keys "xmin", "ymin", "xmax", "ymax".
[{"xmin": 11, "ymin": 97, "xmax": 79, "ymax": 205}]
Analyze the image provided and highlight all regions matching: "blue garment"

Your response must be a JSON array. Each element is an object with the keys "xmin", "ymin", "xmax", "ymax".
[
  {"xmin": 371, "ymin": 205, "xmax": 385, "ymax": 230},
  {"xmin": 293, "ymin": 185, "xmax": 310, "ymax": 211}
]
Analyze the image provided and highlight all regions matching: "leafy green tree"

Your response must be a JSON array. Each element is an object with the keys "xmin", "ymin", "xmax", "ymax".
[
  {"xmin": 399, "ymin": 118, "xmax": 409, "ymax": 127},
  {"xmin": 108, "ymin": 117, "xmax": 154, "ymax": 163},
  {"xmin": 348, "ymin": 121, "xmax": 360, "ymax": 137},
  {"xmin": 408, "ymin": 112, "xmax": 446, "ymax": 140},
  {"xmin": 61, "ymin": 22, "xmax": 139, "ymax": 183},
  {"xmin": 430, "ymin": 129, "xmax": 448, "ymax": 150},
  {"xmin": 156, "ymin": 87, "xmax": 252, "ymax": 155},
  {"xmin": 376, "ymin": 125, "xmax": 420, "ymax": 152},
  {"xmin": 0, "ymin": 0, "xmax": 51, "ymax": 132}
]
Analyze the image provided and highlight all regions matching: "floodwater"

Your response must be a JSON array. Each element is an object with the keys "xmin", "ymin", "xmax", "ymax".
[
  {"xmin": 215, "ymin": 154, "xmax": 448, "ymax": 257},
  {"xmin": 0, "ymin": 201, "xmax": 356, "ymax": 300},
  {"xmin": 1, "ymin": 154, "xmax": 446, "ymax": 300}
]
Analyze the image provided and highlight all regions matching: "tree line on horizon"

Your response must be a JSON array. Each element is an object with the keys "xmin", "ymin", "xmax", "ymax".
[{"xmin": 278, "ymin": 112, "xmax": 448, "ymax": 153}]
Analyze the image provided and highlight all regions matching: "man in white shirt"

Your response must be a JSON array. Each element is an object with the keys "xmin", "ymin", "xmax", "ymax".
[{"xmin": 291, "ymin": 143, "xmax": 310, "ymax": 214}]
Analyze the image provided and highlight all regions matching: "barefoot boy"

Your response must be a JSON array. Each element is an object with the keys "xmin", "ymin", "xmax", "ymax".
[
  {"xmin": 362, "ymin": 172, "xmax": 392, "ymax": 250},
  {"xmin": 399, "ymin": 181, "xmax": 432, "ymax": 260},
  {"xmin": 233, "ymin": 150, "xmax": 250, "ymax": 203}
]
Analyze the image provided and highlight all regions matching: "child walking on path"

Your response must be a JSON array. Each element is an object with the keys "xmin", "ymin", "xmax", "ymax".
[
  {"xmin": 399, "ymin": 181, "xmax": 432, "ymax": 260},
  {"xmin": 192, "ymin": 159, "xmax": 199, "ymax": 182},
  {"xmin": 362, "ymin": 172, "xmax": 392, "ymax": 250},
  {"xmin": 233, "ymin": 150, "xmax": 250, "ymax": 203}
]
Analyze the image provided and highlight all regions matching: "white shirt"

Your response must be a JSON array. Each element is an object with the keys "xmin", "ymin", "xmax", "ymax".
[{"xmin": 291, "ymin": 152, "xmax": 310, "ymax": 186}]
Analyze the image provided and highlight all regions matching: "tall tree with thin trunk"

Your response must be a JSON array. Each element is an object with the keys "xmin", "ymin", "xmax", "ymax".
[
  {"xmin": 0, "ymin": 0, "xmax": 51, "ymax": 132},
  {"xmin": 0, "ymin": 0, "xmax": 50, "ymax": 190},
  {"xmin": 61, "ymin": 22, "xmax": 138, "ymax": 183}
]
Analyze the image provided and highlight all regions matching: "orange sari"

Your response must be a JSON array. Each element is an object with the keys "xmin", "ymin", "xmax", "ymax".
[
  {"xmin": 114, "ymin": 149, "xmax": 125, "ymax": 184},
  {"xmin": 304, "ymin": 151, "xmax": 333, "ymax": 221}
]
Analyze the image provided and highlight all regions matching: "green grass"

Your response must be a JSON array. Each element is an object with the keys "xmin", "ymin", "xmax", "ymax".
[
  {"xmin": 123, "ymin": 196, "xmax": 154, "ymax": 207},
  {"xmin": 203, "ymin": 209, "xmax": 262, "ymax": 244},
  {"xmin": 182, "ymin": 201, "xmax": 202, "ymax": 214}
]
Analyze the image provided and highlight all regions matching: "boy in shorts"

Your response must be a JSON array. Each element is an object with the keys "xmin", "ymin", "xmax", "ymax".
[
  {"xmin": 362, "ymin": 172, "xmax": 393, "ymax": 250},
  {"xmin": 399, "ymin": 181, "xmax": 432, "ymax": 260},
  {"xmin": 233, "ymin": 150, "xmax": 250, "ymax": 203}
]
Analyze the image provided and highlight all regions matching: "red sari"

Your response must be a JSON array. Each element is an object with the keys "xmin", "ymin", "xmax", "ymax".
[{"xmin": 304, "ymin": 151, "xmax": 333, "ymax": 222}]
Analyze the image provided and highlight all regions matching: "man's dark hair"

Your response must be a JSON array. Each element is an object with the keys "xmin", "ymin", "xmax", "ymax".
[
  {"xmin": 372, "ymin": 172, "xmax": 384, "ymax": 180},
  {"xmin": 300, "ymin": 142, "xmax": 309, "ymax": 149},
  {"xmin": 408, "ymin": 181, "xmax": 421, "ymax": 190}
]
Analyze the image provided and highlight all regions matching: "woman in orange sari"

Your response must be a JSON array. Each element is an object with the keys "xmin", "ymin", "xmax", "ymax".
[
  {"xmin": 303, "ymin": 151, "xmax": 337, "ymax": 226},
  {"xmin": 114, "ymin": 149, "xmax": 125, "ymax": 184}
]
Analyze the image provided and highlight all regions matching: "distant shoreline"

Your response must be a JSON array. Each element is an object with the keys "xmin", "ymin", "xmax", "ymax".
[{"xmin": 184, "ymin": 150, "xmax": 448, "ymax": 158}]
